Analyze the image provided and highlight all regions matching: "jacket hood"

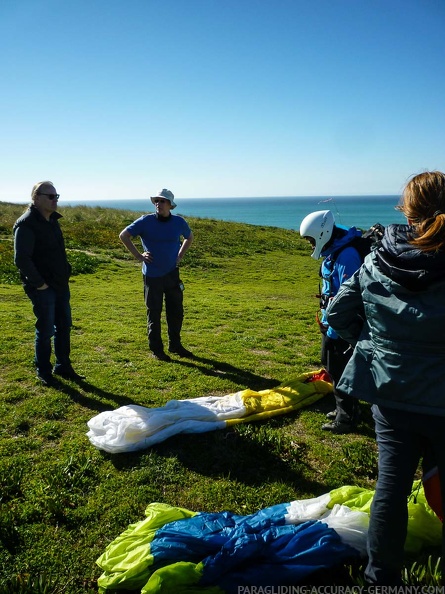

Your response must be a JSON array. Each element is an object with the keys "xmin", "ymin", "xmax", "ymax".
[
  {"xmin": 321, "ymin": 226, "xmax": 362, "ymax": 258},
  {"xmin": 375, "ymin": 224, "xmax": 445, "ymax": 291}
]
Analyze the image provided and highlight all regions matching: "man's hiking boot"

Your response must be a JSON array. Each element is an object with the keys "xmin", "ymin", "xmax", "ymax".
[
  {"xmin": 54, "ymin": 367, "xmax": 85, "ymax": 381},
  {"xmin": 321, "ymin": 420, "xmax": 356, "ymax": 434},
  {"xmin": 152, "ymin": 351, "xmax": 171, "ymax": 362},
  {"xmin": 325, "ymin": 410, "xmax": 337, "ymax": 420},
  {"xmin": 168, "ymin": 345, "xmax": 194, "ymax": 358},
  {"xmin": 36, "ymin": 373, "xmax": 60, "ymax": 388}
]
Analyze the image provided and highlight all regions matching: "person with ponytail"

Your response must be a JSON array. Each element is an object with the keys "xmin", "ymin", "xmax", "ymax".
[{"xmin": 327, "ymin": 171, "xmax": 445, "ymax": 585}]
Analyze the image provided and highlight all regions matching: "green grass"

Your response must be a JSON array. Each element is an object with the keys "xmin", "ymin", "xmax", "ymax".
[{"xmin": 0, "ymin": 201, "xmax": 441, "ymax": 592}]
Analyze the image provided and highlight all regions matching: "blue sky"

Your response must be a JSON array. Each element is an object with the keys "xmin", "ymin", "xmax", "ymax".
[{"xmin": 1, "ymin": 0, "xmax": 444, "ymax": 202}]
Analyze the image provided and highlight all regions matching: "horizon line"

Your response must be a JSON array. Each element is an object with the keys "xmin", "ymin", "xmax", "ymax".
[{"xmin": 2, "ymin": 193, "xmax": 400, "ymax": 204}]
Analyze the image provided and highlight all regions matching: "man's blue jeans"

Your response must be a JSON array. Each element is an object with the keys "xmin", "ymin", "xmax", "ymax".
[
  {"xmin": 366, "ymin": 404, "xmax": 445, "ymax": 585},
  {"xmin": 26, "ymin": 286, "xmax": 72, "ymax": 377}
]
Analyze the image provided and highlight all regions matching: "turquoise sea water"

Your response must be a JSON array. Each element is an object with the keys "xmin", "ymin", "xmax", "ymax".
[{"xmin": 62, "ymin": 195, "xmax": 405, "ymax": 231}]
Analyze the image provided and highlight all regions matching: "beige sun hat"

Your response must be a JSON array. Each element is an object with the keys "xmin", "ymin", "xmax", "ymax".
[{"xmin": 150, "ymin": 189, "xmax": 177, "ymax": 209}]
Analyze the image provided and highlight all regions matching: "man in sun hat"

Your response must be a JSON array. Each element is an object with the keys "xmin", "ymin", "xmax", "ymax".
[
  {"xmin": 119, "ymin": 188, "xmax": 194, "ymax": 361},
  {"xmin": 151, "ymin": 188, "xmax": 177, "ymax": 209},
  {"xmin": 13, "ymin": 180, "xmax": 84, "ymax": 386}
]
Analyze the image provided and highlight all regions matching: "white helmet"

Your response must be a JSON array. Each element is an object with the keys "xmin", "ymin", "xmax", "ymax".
[{"xmin": 299, "ymin": 210, "xmax": 335, "ymax": 259}]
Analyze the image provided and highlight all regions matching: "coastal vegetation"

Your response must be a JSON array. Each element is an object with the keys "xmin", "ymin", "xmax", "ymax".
[{"xmin": 0, "ymin": 202, "xmax": 441, "ymax": 592}]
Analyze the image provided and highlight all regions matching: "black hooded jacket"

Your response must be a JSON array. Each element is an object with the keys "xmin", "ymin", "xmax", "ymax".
[{"xmin": 13, "ymin": 205, "xmax": 71, "ymax": 290}]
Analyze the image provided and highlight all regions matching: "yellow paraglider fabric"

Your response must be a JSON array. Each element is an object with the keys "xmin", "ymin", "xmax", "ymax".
[{"xmin": 86, "ymin": 370, "xmax": 333, "ymax": 453}]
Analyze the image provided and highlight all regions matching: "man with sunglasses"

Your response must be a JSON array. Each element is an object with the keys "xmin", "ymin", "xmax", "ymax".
[
  {"xmin": 119, "ymin": 188, "xmax": 194, "ymax": 361},
  {"xmin": 13, "ymin": 181, "xmax": 83, "ymax": 386}
]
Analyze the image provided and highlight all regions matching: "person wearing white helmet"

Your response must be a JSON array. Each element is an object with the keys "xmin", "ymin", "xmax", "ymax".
[
  {"xmin": 119, "ymin": 189, "xmax": 194, "ymax": 361},
  {"xmin": 299, "ymin": 210, "xmax": 362, "ymax": 433},
  {"xmin": 299, "ymin": 210, "xmax": 336, "ymax": 260}
]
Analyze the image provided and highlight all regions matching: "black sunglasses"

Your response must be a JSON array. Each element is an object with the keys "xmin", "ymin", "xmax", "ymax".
[
  {"xmin": 154, "ymin": 198, "xmax": 167, "ymax": 204},
  {"xmin": 37, "ymin": 193, "xmax": 60, "ymax": 200}
]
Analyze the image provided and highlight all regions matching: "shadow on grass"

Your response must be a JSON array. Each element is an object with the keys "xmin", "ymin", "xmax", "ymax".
[
  {"xmin": 54, "ymin": 378, "xmax": 136, "ymax": 412},
  {"xmin": 170, "ymin": 354, "xmax": 280, "ymax": 391},
  {"xmin": 174, "ymin": 431, "xmax": 324, "ymax": 493},
  {"xmin": 110, "ymin": 421, "xmax": 327, "ymax": 497}
]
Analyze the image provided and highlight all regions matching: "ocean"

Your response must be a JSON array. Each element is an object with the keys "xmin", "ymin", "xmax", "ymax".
[{"xmin": 62, "ymin": 195, "xmax": 405, "ymax": 231}]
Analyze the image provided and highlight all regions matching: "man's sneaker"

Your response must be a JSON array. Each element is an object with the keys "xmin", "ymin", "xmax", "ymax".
[
  {"xmin": 168, "ymin": 346, "xmax": 194, "ymax": 358},
  {"xmin": 37, "ymin": 373, "xmax": 59, "ymax": 387},
  {"xmin": 326, "ymin": 410, "xmax": 337, "ymax": 420},
  {"xmin": 54, "ymin": 367, "xmax": 85, "ymax": 381},
  {"xmin": 152, "ymin": 351, "xmax": 171, "ymax": 362},
  {"xmin": 321, "ymin": 420, "xmax": 355, "ymax": 434}
]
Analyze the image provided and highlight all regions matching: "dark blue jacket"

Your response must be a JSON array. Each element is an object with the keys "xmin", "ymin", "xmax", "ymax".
[{"xmin": 13, "ymin": 205, "xmax": 71, "ymax": 290}]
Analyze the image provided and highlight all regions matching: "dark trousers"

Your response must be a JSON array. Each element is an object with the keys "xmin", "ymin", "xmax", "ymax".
[
  {"xmin": 26, "ymin": 285, "xmax": 72, "ymax": 376},
  {"xmin": 366, "ymin": 405, "xmax": 445, "ymax": 585},
  {"xmin": 321, "ymin": 333, "xmax": 358, "ymax": 424},
  {"xmin": 143, "ymin": 268, "xmax": 184, "ymax": 353}
]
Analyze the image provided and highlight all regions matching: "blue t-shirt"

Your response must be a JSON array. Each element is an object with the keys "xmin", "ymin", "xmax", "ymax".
[{"xmin": 126, "ymin": 214, "xmax": 192, "ymax": 278}]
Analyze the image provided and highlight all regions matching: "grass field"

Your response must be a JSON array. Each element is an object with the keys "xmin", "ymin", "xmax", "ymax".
[{"xmin": 0, "ymin": 201, "xmax": 441, "ymax": 592}]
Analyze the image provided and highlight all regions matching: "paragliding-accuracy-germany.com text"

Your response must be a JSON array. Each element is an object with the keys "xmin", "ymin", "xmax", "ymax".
[{"xmin": 237, "ymin": 587, "xmax": 445, "ymax": 594}]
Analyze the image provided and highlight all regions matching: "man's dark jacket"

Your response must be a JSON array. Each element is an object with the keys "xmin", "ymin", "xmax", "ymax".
[{"xmin": 13, "ymin": 205, "xmax": 71, "ymax": 290}]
